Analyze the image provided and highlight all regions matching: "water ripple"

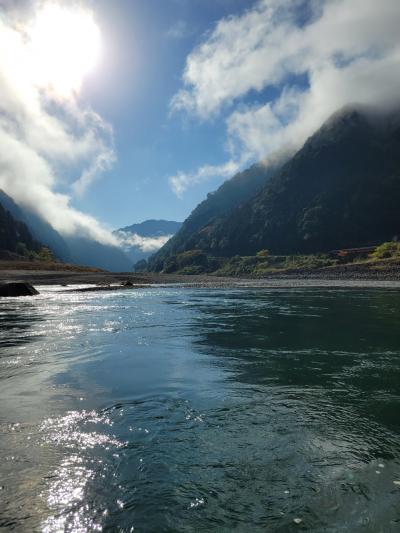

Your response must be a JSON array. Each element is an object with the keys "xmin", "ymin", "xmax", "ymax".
[{"xmin": 1, "ymin": 286, "xmax": 400, "ymax": 531}]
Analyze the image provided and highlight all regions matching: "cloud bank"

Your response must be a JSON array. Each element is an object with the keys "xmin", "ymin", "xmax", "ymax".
[
  {"xmin": 116, "ymin": 231, "xmax": 173, "ymax": 253},
  {"xmin": 0, "ymin": 1, "xmax": 117, "ymax": 245},
  {"xmin": 170, "ymin": 0, "xmax": 400, "ymax": 195}
]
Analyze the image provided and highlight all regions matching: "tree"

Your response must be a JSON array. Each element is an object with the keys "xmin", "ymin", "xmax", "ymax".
[{"xmin": 37, "ymin": 247, "xmax": 56, "ymax": 262}]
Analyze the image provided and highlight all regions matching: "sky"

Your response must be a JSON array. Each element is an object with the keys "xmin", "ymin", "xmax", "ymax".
[
  {"xmin": 0, "ymin": 0, "xmax": 400, "ymax": 246},
  {"xmin": 76, "ymin": 0, "xmax": 257, "ymax": 229}
]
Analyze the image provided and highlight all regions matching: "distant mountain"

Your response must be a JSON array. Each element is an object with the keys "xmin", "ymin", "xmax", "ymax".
[
  {"xmin": 0, "ymin": 200, "xmax": 42, "ymax": 257},
  {"xmin": 150, "ymin": 106, "xmax": 400, "ymax": 270},
  {"xmin": 115, "ymin": 219, "xmax": 182, "ymax": 264},
  {"xmin": 0, "ymin": 190, "xmax": 132, "ymax": 271},
  {"xmin": 148, "ymin": 160, "xmax": 283, "ymax": 271},
  {"xmin": 118, "ymin": 220, "xmax": 182, "ymax": 238}
]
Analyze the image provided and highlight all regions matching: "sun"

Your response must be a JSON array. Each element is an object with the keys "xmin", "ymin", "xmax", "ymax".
[{"xmin": 28, "ymin": 3, "xmax": 101, "ymax": 97}]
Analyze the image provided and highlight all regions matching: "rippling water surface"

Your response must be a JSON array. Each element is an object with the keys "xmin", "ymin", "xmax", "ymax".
[{"xmin": 1, "ymin": 285, "xmax": 400, "ymax": 532}]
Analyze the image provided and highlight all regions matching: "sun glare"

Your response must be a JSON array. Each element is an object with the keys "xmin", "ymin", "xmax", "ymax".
[{"xmin": 28, "ymin": 3, "xmax": 101, "ymax": 97}]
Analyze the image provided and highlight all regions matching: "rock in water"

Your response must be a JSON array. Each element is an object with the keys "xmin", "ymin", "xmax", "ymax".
[{"xmin": 0, "ymin": 282, "xmax": 39, "ymax": 297}]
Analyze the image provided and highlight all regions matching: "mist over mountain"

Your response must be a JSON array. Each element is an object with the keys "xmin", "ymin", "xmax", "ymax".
[
  {"xmin": 0, "ymin": 190, "xmax": 70, "ymax": 260},
  {"xmin": 118, "ymin": 220, "xmax": 182, "ymax": 238},
  {"xmin": 115, "ymin": 220, "xmax": 182, "ymax": 264},
  {"xmin": 150, "ymin": 106, "xmax": 400, "ymax": 270},
  {"xmin": 0, "ymin": 190, "xmax": 132, "ymax": 271}
]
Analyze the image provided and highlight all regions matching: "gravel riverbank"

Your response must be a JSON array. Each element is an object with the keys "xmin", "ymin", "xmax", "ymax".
[{"xmin": 1, "ymin": 259, "xmax": 400, "ymax": 290}]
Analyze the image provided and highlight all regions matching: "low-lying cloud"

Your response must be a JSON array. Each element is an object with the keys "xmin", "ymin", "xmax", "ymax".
[
  {"xmin": 170, "ymin": 0, "xmax": 400, "ymax": 195},
  {"xmin": 0, "ymin": 1, "xmax": 118, "ymax": 245},
  {"xmin": 116, "ymin": 231, "xmax": 173, "ymax": 253}
]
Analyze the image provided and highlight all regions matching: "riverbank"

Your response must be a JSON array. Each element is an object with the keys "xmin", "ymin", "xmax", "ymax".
[{"xmin": 1, "ymin": 256, "xmax": 400, "ymax": 289}]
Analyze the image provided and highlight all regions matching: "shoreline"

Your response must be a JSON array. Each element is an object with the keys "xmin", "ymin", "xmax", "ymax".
[{"xmin": 1, "ymin": 265, "xmax": 400, "ymax": 290}]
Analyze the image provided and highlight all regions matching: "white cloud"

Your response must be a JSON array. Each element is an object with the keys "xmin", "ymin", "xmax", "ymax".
[
  {"xmin": 0, "ymin": 1, "xmax": 118, "ymax": 245},
  {"xmin": 116, "ymin": 232, "xmax": 173, "ymax": 253},
  {"xmin": 226, "ymin": 87, "xmax": 304, "ymax": 161},
  {"xmin": 72, "ymin": 146, "xmax": 116, "ymax": 197},
  {"xmin": 169, "ymin": 0, "xmax": 400, "ymax": 195},
  {"xmin": 169, "ymin": 159, "xmax": 240, "ymax": 197}
]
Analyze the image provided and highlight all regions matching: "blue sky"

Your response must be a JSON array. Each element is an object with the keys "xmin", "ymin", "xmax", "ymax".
[
  {"xmin": 1, "ymin": 0, "xmax": 399, "ymax": 246},
  {"xmin": 75, "ymin": 0, "xmax": 258, "ymax": 229}
]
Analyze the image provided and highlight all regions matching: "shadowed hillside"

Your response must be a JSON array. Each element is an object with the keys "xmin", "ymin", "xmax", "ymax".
[
  {"xmin": 150, "ymin": 107, "xmax": 400, "ymax": 271},
  {"xmin": 0, "ymin": 202, "xmax": 42, "ymax": 257}
]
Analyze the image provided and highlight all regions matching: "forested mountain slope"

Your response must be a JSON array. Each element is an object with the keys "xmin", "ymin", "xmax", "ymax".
[
  {"xmin": 151, "ymin": 107, "xmax": 400, "ymax": 271},
  {"xmin": 0, "ymin": 201, "xmax": 41, "ymax": 257}
]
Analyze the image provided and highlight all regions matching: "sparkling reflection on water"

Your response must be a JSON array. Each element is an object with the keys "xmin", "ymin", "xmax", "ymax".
[{"xmin": 1, "ymin": 285, "xmax": 400, "ymax": 532}]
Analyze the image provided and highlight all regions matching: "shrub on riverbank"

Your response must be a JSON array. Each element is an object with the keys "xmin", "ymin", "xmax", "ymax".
[
  {"xmin": 214, "ymin": 253, "xmax": 335, "ymax": 276},
  {"xmin": 370, "ymin": 242, "xmax": 400, "ymax": 260},
  {"xmin": 157, "ymin": 242, "xmax": 400, "ymax": 277}
]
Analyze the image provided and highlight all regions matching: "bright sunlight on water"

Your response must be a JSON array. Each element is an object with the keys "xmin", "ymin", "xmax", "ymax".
[{"xmin": 1, "ymin": 285, "xmax": 400, "ymax": 532}]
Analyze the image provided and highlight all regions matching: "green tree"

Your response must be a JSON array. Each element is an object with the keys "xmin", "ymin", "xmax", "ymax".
[{"xmin": 37, "ymin": 246, "xmax": 56, "ymax": 262}]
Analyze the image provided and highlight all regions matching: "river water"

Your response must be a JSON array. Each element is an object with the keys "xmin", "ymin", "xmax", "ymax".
[{"xmin": 0, "ymin": 285, "xmax": 400, "ymax": 532}]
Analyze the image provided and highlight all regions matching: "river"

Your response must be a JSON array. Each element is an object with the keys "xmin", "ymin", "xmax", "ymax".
[{"xmin": 1, "ymin": 285, "xmax": 400, "ymax": 532}]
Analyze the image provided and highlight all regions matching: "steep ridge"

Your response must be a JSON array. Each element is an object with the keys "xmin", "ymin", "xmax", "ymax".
[{"xmin": 207, "ymin": 107, "xmax": 400, "ymax": 255}]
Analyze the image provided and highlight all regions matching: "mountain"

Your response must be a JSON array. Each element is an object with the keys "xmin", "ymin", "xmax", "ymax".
[
  {"xmin": 0, "ymin": 201, "xmax": 41, "ymax": 257},
  {"xmin": 148, "ymin": 161, "xmax": 283, "ymax": 270},
  {"xmin": 150, "ymin": 106, "xmax": 400, "ymax": 271},
  {"xmin": 0, "ymin": 190, "xmax": 132, "ymax": 271},
  {"xmin": 115, "ymin": 219, "xmax": 182, "ymax": 264},
  {"xmin": 205, "ymin": 107, "xmax": 400, "ymax": 256},
  {"xmin": 0, "ymin": 190, "xmax": 70, "ymax": 260},
  {"xmin": 118, "ymin": 219, "xmax": 182, "ymax": 237}
]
